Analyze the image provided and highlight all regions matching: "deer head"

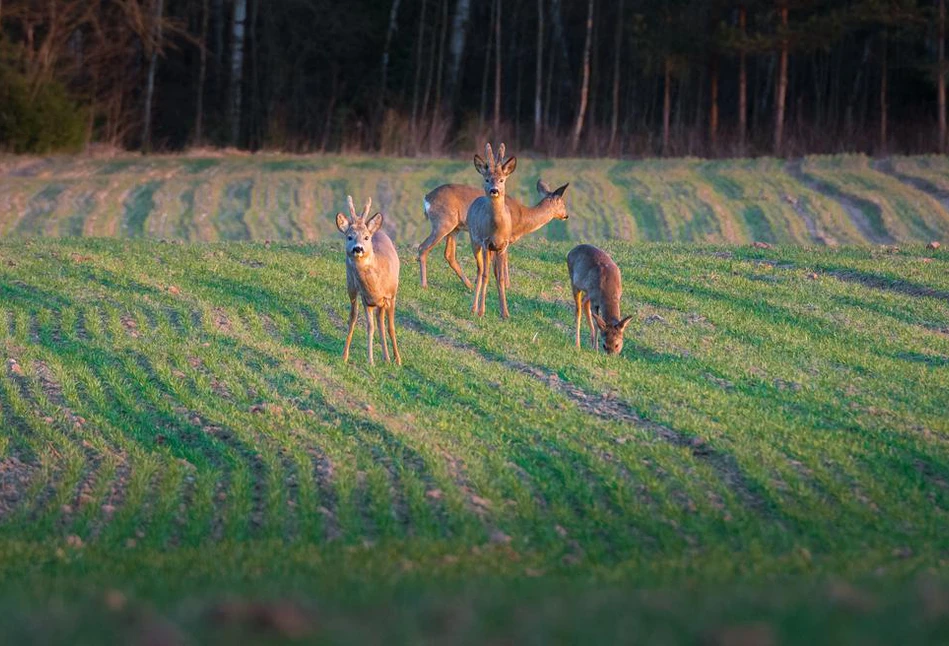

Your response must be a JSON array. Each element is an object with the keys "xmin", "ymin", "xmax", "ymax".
[
  {"xmin": 536, "ymin": 179, "xmax": 570, "ymax": 221},
  {"xmin": 336, "ymin": 195, "xmax": 384, "ymax": 262},
  {"xmin": 592, "ymin": 314, "xmax": 634, "ymax": 355},
  {"xmin": 473, "ymin": 142, "xmax": 517, "ymax": 199}
]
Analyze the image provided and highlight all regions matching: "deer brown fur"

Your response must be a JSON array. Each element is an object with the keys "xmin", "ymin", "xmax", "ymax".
[
  {"xmin": 567, "ymin": 244, "xmax": 634, "ymax": 354},
  {"xmin": 336, "ymin": 195, "xmax": 402, "ymax": 365}
]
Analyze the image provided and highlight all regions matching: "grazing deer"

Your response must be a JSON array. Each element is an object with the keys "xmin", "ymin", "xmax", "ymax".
[
  {"xmin": 336, "ymin": 195, "xmax": 402, "ymax": 366},
  {"xmin": 567, "ymin": 244, "xmax": 633, "ymax": 354},
  {"xmin": 468, "ymin": 143, "xmax": 516, "ymax": 318},
  {"xmin": 418, "ymin": 180, "xmax": 569, "ymax": 289}
]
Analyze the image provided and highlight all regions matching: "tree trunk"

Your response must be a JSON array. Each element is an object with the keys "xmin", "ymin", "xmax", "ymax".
[
  {"xmin": 773, "ymin": 3, "xmax": 788, "ymax": 155},
  {"xmin": 570, "ymin": 0, "xmax": 594, "ymax": 154},
  {"xmin": 194, "ymin": 0, "xmax": 210, "ymax": 144},
  {"xmin": 379, "ymin": 0, "xmax": 403, "ymax": 120},
  {"xmin": 142, "ymin": 0, "xmax": 164, "ymax": 153},
  {"xmin": 446, "ymin": 0, "xmax": 471, "ymax": 111},
  {"xmin": 663, "ymin": 57, "xmax": 672, "ymax": 156},
  {"xmin": 940, "ymin": 0, "xmax": 946, "ymax": 153},
  {"xmin": 432, "ymin": 0, "xmax": 448, "ymax": 116},
  {"xmin": 879, "ymin": 29, "xmax": 887, "ymax": 153},
  {"xmin": 608, "ymin": 0, "xmax": 623, "ymax": 153},
  {"xmin": 493, "ymin": 0, "xmax": 502, "ymax": 133},
  {"xmin": 249, "ymin": 0, "xmax": 260, "ymax": 149},
  {"xmin": 550, "ymin": 0, "xmax": 573, "ymax": 91},
  {"xmin": 709, "ymin": 55, "xmax": 719, "ymax": 154},
  {"xmin": 533, "ymin": 0, "xmax": 544, "ymax": 148},
  {"xmin": 212, "ymin": 0, "xmax": 224, "ymax": 93},
  {"xmin": 739, "ymin": 4, "xmax": 747, "ymax": 153},
  {"xmin": 479, "ymin": 0, "xmax": 496, "ymax": 133},
  {"xmin": 410, "ymin": 0, "xmax": 427, "ymax": 141},
  {"xmin": 229, "ymin": 0, "xmax": 247, "ymax": 146}
]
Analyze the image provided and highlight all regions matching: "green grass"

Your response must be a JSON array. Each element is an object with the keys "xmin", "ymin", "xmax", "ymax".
[
  {"xmin": 3, "ymin": 153, "xmax": 949, "ymax": 245},
  {"xmin": 0, "ymin": 236, "xmax": 948, "ymax": 643}
]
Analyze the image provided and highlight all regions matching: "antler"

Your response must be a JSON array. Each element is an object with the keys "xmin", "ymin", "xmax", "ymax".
[
  {"xmin": 496, "ymin": 143, "xmax": 506, "ymax": 166},
  {"xmin": 484, "ymin": 143, "xmax": 495, "ymax": 171},
  {"xmin": 362, "ymin": 197, "xmax": 372, "ymax": 218},
  {"xmin": 346, "ymin": 195, "xmax": 358, "ymax": 219}
]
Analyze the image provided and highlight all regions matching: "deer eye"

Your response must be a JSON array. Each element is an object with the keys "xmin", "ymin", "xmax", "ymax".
[
  {"xmin": 347, "ymin": 235, "xmax": 353, "ymax": 240},
  {"xmin": 364, "ymin": 236, "xmax": 369, "ymax": 241}
]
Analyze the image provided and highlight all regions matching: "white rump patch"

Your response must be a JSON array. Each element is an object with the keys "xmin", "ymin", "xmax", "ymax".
[{"xmin": 423, "ymin": 198, "xmax": 431, "ymax": 215}]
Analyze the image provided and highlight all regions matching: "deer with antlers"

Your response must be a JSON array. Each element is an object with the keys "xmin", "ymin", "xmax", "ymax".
[
  {"xmin": 336, "ymin": 195, "xmax": 402, "ymax": 366},
  {"xmin": 468, "ymin": 143, "xmax": 517, "ymax": 318},
  {"xmin": 418, "ymin": 179, "xmax": 570, "ymax": 289},
  {"xmin": 567, "ymin": 244, "xmax": 634, "ymax": 354}
]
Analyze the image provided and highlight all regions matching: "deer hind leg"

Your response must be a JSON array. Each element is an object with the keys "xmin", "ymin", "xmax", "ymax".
[
  {"xmin": 574, "ymin": 290, "xmax": 584, "ymax": 349},
  {"xmin": 343, "ymin": 296, "xmax": 359, "ymax": 362},
  {"xmin": 418, "ymin": 227, "xmax": 451, "ymax": 289},
  {"xmin": 584, "ymin": 299, "xmax": 597, "ymax": 351},
  {"xmin": 471, "ymin": 244, "xmax": 485, "ymax": 315},
  {"xmin": 377, "ymin": 306, "xmax": 390, "ymax": 362},
  {"xmin": 365, "ymin": 304, "xmax": 376, "ymax": 365},
  {"xmin": 387, "ymin": 304, "xmax": 401, "ymax": 366},
  {"xmin": 444, "ymin": 233, "xmax": 473, "ymax": 289}
]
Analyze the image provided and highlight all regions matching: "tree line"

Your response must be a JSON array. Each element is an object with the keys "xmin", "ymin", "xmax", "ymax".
[{"xmin": 0, "ymin": 0, "xmax": 946, "ymax": 157}]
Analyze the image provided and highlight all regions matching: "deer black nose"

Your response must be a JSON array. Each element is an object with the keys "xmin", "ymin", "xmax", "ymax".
[
  {"xmin": 489, "ymin": 188, "xmax": 500, "ymax": 197},
  {"xmin": 352, "ymin": 245, "xmax": 364, "ymax": 255}
]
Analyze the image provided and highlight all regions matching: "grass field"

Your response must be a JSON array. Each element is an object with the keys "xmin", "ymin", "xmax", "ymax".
[
  {"xmin": 2, "ymin": 153, "xmax": 949, "ymax": 246},
  {"xmin": 0, "ymin": 229, "xmax": 947, "ymax": 642}
]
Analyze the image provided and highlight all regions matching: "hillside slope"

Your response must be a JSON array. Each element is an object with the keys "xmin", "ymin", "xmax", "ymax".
[{"xmin": 2, "ymin": 154, "xmax": 948, "ymax": 245}]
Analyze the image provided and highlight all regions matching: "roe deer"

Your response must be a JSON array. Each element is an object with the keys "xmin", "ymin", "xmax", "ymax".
[
  {"xmin": 336, "ymin": 195, "xmax": 402, "ymax": 366},
  {"xmin": 418, "ymin": 180, "xmax": 569, "ymax": 289},
  {"xmin": 567, "ymin": 244, "xmax": 633, "ymax": 354},
  {"xmin": 468, "ymin": 142, "xmax": 516, "ymax": 318}
]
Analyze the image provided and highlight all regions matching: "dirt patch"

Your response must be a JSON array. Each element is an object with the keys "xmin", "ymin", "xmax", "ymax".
[
  {"xmin": 872, "ymin": 159, "xmax": 949, "ymax": 215},
  {"xmin": 0, "ymin": 457, "xmax": 35, "ymax": 519},
  {"xmin": 786, "ymin": 159, "xmax": 892, "ymax": 245}
]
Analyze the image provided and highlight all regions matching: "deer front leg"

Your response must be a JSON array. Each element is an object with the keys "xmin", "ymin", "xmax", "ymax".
[
  {"xmin": 445, "ymin": 233, "xmax": 473, "ymax": 289},
  {"xmin": 503, "ymin": 251, "xmax": 511, "ymax": 289},
  {"xmin": 377, "ymin": 307, "xmax": 390, "ymax": 362},
  {"xmin": 480, "ymin": 250, "xmax": 494, "ymax": 317},
  {"xmin": 574, "ymin": 290, "xmax": 584, "ymax": 349},
  {"xmin": 387, "ymin": 305, "xmax": 402, "ymax": 366},
  {"xmin": 471, "ymin": 245, "xmax": 484, "ymax": 315},
  {"xmin": 584, "ymin": 299, "xmax": 597, "ymax": 351},
  {"xmin": 496, "ymin": 250, "xmax": 510, "ymax": 319},
  {"xmin": 343, "ymin": 296, "xmax": 359, "ymax": 362},
  {"xmin": 365, "ymin": 304, "xmax": 376, "ymax": 365}
]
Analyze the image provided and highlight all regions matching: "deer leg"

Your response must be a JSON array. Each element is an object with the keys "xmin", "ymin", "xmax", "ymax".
[
  {"xmin": 418, "ymin": 227, "xmax": 451, "ymax": 289},
  {"xmin": 471, "ymin": 244, "xmax": 484, "ymax": 315},
  {"xmin": 387, "ymin": 305, "xmax": 402, "ymax": 366},
  {"xmin": 503, "ymin": 251, "xmax": 511, "ymax": 289},
  {"xmin": 377, "ymin": 307, "xmax": 390, "ymax": 362},
  {"xmin": 444, "ymin": 233, "xmax": 473, "ymax": 289},
  {"xmin": 574, "ymin": 290, "xmax": 584, "ymax": 349},
  {"xmin": 480, "ymin": 250, "xmax": 494, "ymax": 317},
  {"xmin": 496, "ymin": 250, "xmax": 510, "ymax": 319},
  {"xmin": 343, "ymin": 297, "xmax": 359, "ymax": 362},
  {"xmin": 365, "ymin": 304, "xmax": 376, "ymax": 365},
  {"xmin": 584, "ymin": 299, "xmax": 597, "ymax": 351}
]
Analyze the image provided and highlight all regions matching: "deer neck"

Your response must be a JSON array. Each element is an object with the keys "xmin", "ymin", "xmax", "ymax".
[{"xmin": 510, "ymin": 197, "xmax": 556, "ymax": 240}]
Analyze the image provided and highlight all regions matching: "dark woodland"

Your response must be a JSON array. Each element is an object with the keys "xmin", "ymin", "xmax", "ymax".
[{"xmin": 0, "ymin": 0, "xmax": 947, "ymax": 157}]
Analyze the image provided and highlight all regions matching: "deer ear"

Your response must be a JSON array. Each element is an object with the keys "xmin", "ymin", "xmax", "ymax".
[
  {"xmin": 500, "ymin": 156, "xmax": 517, "ymax": 176},
  {"xmin": 553, "ymin": 182, "xmax": 569, "ymax": 198},
  {"xmin": 366, "ymin": 212, "xmax": 384, "ymax": 235},
  {"xmin": 592, "ymin": 313, "xmax": 608, "ymax": 332},
  {"xmin": 618, "ymin": 315, "xmax": 634, "ymax": 331},
  {"xmin": 537, "ymin": 179, "xmax": 552, "ymax": 195},
  {"xmin": 474, "ymin": 155, "xmax": 489, "ymax": 175},
  {"xmin": 335, "ymin": 213, "xmax": 349, "ymax": 233}
]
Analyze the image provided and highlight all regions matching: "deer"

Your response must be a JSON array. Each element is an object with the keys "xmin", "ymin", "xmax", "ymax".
[
  {"xmin": 418, "ymin": 180, "xmax": 570, "ymax": 289},
  {"xmin": 468, "ymin": 142, "xmax": 517, "ymax": 319},
  {"xmin": 567, "ymin": 244, "xmax": 634, "ymax": 355},
  {"xmin": 336, "ymin": 195, "xmax": 402, "ymax": 366}
]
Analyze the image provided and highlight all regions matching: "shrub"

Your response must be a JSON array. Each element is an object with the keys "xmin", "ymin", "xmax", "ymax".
[{"xmin": 0, "ymin": 64, "xmax": 87, "ymax": 154}]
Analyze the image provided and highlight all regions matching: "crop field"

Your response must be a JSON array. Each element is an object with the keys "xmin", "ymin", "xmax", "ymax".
[
  {"xmin": 2, "ymin": 153, "xmax": 949, "ymax": 246},
  {"xmin": 0, "ymin": 155, "xmax": 948, "ymax": 643}
]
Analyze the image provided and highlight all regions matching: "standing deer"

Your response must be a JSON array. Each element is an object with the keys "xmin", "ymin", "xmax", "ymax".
[
  {"xmin": 418, "ymin": 180, "xmax": 570, "ymax": 289},
  {"xmin": 567, "ymin": 244, "xmax": 634, "ymax": 354},
  {"xmin": 468, "ymin": 143, "xmax": 517, "ymax": 318},
  {"xmin": 336, "ymin": 195, "xmax": 402, "ymax": 366}
]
